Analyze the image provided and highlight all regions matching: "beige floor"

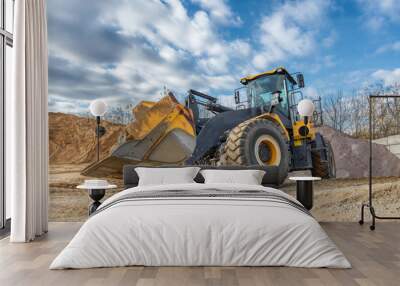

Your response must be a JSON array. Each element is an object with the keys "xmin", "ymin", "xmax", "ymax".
[{"xmin": 0, "ymin": 222, "xmax": 399, "ymax": 286}]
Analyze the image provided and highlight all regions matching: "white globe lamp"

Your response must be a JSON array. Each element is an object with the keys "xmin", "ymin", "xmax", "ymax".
[
  {"xmin": 90, "ymin": 100, "xmax": 107, "ymax": 117},
  {"xmin": 89, "ymin": 100, "xmax": 108, "ymax": 162},
  {"xmin": 297, "ymin": 99, "xmax": 315, "ymax": 125}
]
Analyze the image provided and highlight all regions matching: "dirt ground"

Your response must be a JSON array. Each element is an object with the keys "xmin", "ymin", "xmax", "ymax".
[
  {"xmin": 49, "ymin": 164, "xmax": 123, "ymax": 221},
  {"xmin": 49, "ymin": 164, "xmax": 400, "ymax": 222},
  {"xmin": 281, "ymin": 176, "xmax": 400, "ymax": 222}
]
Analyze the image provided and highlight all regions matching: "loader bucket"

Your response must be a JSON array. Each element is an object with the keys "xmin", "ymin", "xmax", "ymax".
[{"xmin": 81, "ymin": 92, "xmax": 196, "ymax": 178}]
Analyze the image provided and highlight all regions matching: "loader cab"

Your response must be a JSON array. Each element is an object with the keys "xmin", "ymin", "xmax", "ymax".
[
  {"xmin": 247, "ymin": 74, "xmax": 289, "ymax": 116},
  {"xmin": 237, "ymin": 68, "xmax": 299, "ymax": 120}
]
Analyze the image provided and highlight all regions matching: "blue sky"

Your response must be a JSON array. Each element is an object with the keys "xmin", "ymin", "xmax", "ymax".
[{"xmin": 47, "ymin": 0, "xmax": 400, "ymax": 114}]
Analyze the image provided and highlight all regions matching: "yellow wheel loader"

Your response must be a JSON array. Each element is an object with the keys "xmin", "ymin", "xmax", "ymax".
[
  {"xmin": 185, "ymin": 67, "xmax": 335, "ymax": 184},
  {"xmin": 82, "ymin": 67, "xmax": 335, "ymax": 185}
]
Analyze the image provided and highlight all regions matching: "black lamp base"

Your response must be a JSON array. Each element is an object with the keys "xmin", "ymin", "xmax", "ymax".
[
  {"xmin": 88, "ymin": 189, "xmax": 105, "ymax": 215},
  {"xmin": 296, "ymin": 181, "xmax": 313, "ymax": 210}
]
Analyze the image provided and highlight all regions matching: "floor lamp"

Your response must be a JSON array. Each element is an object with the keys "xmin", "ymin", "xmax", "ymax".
[{"xmin": 90, "ymin": 100, "xmax": 107, "ymax": 161}]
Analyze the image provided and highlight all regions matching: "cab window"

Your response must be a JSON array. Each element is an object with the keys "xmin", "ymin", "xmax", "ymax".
[{"xmin": 247, "ymin": 74, "xmax": 285, "ymax": 108}]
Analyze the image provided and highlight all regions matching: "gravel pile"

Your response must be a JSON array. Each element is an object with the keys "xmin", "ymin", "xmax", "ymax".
[{"xmin": 318, "ymin": 126, "xmax": 400, "ymax": 178}]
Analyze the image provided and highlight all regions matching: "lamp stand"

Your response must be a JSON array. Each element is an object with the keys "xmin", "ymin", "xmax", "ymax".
[{"xmin": 96, "ymin": 116, "xmax": 100, "ymax": 162}]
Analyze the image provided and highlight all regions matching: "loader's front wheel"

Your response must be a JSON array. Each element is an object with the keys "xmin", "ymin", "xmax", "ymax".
[{"xmin": 221, "ymin": 119, "xmax": 290, "ymax": 185}]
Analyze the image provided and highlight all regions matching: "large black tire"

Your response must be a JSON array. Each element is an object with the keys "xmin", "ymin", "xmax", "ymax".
[
  {"xmin": 221, "ymin": 119, "xmax": 290, "ymax": 184},
  {"xmin": 311, "ymin": 141, "xmax": 336, "ymax": 178}
]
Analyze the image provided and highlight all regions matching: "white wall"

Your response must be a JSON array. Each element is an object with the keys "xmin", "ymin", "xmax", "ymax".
[{"xmin": 374, "ymin": 134, "xmax": 400, "ymax": 158}]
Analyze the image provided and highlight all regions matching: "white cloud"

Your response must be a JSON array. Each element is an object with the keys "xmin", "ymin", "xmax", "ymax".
[
  {"xmin": 306, "ymin": 55, "xmax": 336, "ymax": 75},
  {"xmin": 322, "ymin": 31, "xmax": 337, "ymax": 48},
  {"xmin": 357, "ymin": 0, "xmax": 400, "ymax": 30},
  {"xmin": 229, "ymin": 39, "xmax": 252, "ymax": 58},
  {"xmin": 48, "ymin": 0, "xmax": 254, "ymax": 112},
  {"xmin": 48, "ymin": 95, "xmax": 89, "ymax": 114},
  {"xmin": 159, "ymin": 46, "xmax": 183, "ymax": 62},
  {"xmin": 103, "ymin": 0, "xmax": 224, "ymax": 57},
  {"xmin": 47, "ymin": 0, "xmax": 336, "ymax": 114},
  {"xmin": 198, "ymin": 55, "xmax": 229, "ymax": 74},
  {"xmin": 198, "ymin": 39, "xmax": 251, "ymax": 75},
  {"xmin": 365, "ymin": 17, "xmax": 385, "ymax": 31},
  {"xmin": 323, "ymin": 55, "xmax": 336, "ymax": 68},
  {"xmin": 252, "ymin": 0, "xmax": 330, "ymax": 69},
  {"xmin": 191, "ymin": 0, "xmax": 241, "ymax": 26},
  {"xmin": 372, "ymin": 68, "xmax": 400, "ymax": 86},
  {"xmin": 376, "ymin": 41, "xmax": 400, "ymax": 54},
  {"xmin": 100, "ymin": 0, "xmax": 250, "ymax": 78},
  {"xmin": 303, "ymin": 86, "xmax": 320, "ymax": 99}
]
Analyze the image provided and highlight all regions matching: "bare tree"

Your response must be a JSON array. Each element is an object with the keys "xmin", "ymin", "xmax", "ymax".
[
  {"xmin": 348, "ymin": 92, "xmax": 369, "ymax": 138},
  {"xmin": 322, "ymin": 90, "xmax": 350, "ymax": 133},
  {"xmin": 350, "ymin": 84, "xmax": 400, "ymax": 139}
]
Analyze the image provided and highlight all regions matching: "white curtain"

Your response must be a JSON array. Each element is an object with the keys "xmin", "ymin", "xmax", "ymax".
[{"xmin": 9, "ymin": 0, "xmax": 49, "ymax": 242}]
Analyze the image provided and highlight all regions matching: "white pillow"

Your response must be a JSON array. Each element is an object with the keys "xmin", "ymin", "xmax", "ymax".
[
  {"xmin": 135, "ymin": 167, "xmax": 200, "ymax": 186},
  {"xmin": 200, "ymin": 169, "xmax": 265, "ymax": 185}
]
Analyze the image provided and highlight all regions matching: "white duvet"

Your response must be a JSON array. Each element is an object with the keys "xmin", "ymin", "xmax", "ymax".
[{"xmin": 50, "ymin": 183, "xmax": 350, "ymax": 269}]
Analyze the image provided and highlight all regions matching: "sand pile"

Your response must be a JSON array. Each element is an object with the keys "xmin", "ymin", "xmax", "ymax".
[
  {"xmin": 318, "ymin": 126, "xmax": 400, "ymax": 178},
  {"xmin": 49, "ymin": 112, "xmax": 125, "ymax": 164}
]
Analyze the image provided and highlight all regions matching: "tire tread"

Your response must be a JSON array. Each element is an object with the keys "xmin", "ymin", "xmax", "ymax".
[{"xmin": 220, "ymin": 118, "xmax": 289, "ymax": 166}]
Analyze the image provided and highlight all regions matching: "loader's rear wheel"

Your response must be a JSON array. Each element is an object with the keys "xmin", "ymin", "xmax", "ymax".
[
  {"xmin": 221, "ymin": 119, "xmax": 289, "ymax": 184},
  {"xmin": 312, "ymin": 141, "xmax": 336, "ymax": 178}
]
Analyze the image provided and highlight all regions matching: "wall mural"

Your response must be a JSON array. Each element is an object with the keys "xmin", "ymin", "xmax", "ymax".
[{"xmin": 47, "ymin": 0, "xmax": 400, "ymax": 222}]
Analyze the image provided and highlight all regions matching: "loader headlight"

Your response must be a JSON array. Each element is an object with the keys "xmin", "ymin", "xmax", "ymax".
[{"xmin": 299, "ymin": 125, "xmax": 309, "ymax": 136}]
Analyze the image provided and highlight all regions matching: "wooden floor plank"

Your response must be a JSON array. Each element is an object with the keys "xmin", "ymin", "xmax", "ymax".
[{"xmin": 0, "ymin": 222, "xmax": 399, "ymax": 286}]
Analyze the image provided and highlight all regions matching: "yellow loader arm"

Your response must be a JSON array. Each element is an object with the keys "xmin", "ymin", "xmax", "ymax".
[{"xmin": 81, "ymin": 92, "xmax": 196, "ymax": 178}]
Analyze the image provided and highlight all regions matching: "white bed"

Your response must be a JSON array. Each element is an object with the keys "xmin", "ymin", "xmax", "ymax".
[{"xmin": 50, "ymin": 183, "xmax": 350, "ymax": 269}]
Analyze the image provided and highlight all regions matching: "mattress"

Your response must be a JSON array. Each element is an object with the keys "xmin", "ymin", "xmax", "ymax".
[{"xmin": 50, "ymin": 183, "xmax": 350, "ymax": 269}]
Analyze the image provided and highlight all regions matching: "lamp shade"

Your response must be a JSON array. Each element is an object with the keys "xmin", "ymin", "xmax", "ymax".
[
  {"xmin": 90, "ymin": 100, "xmax": 107, "ymax": 117},
  {"xmin": 297, "ymin": 99, "xmax": 315, "ymax": 117}
]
